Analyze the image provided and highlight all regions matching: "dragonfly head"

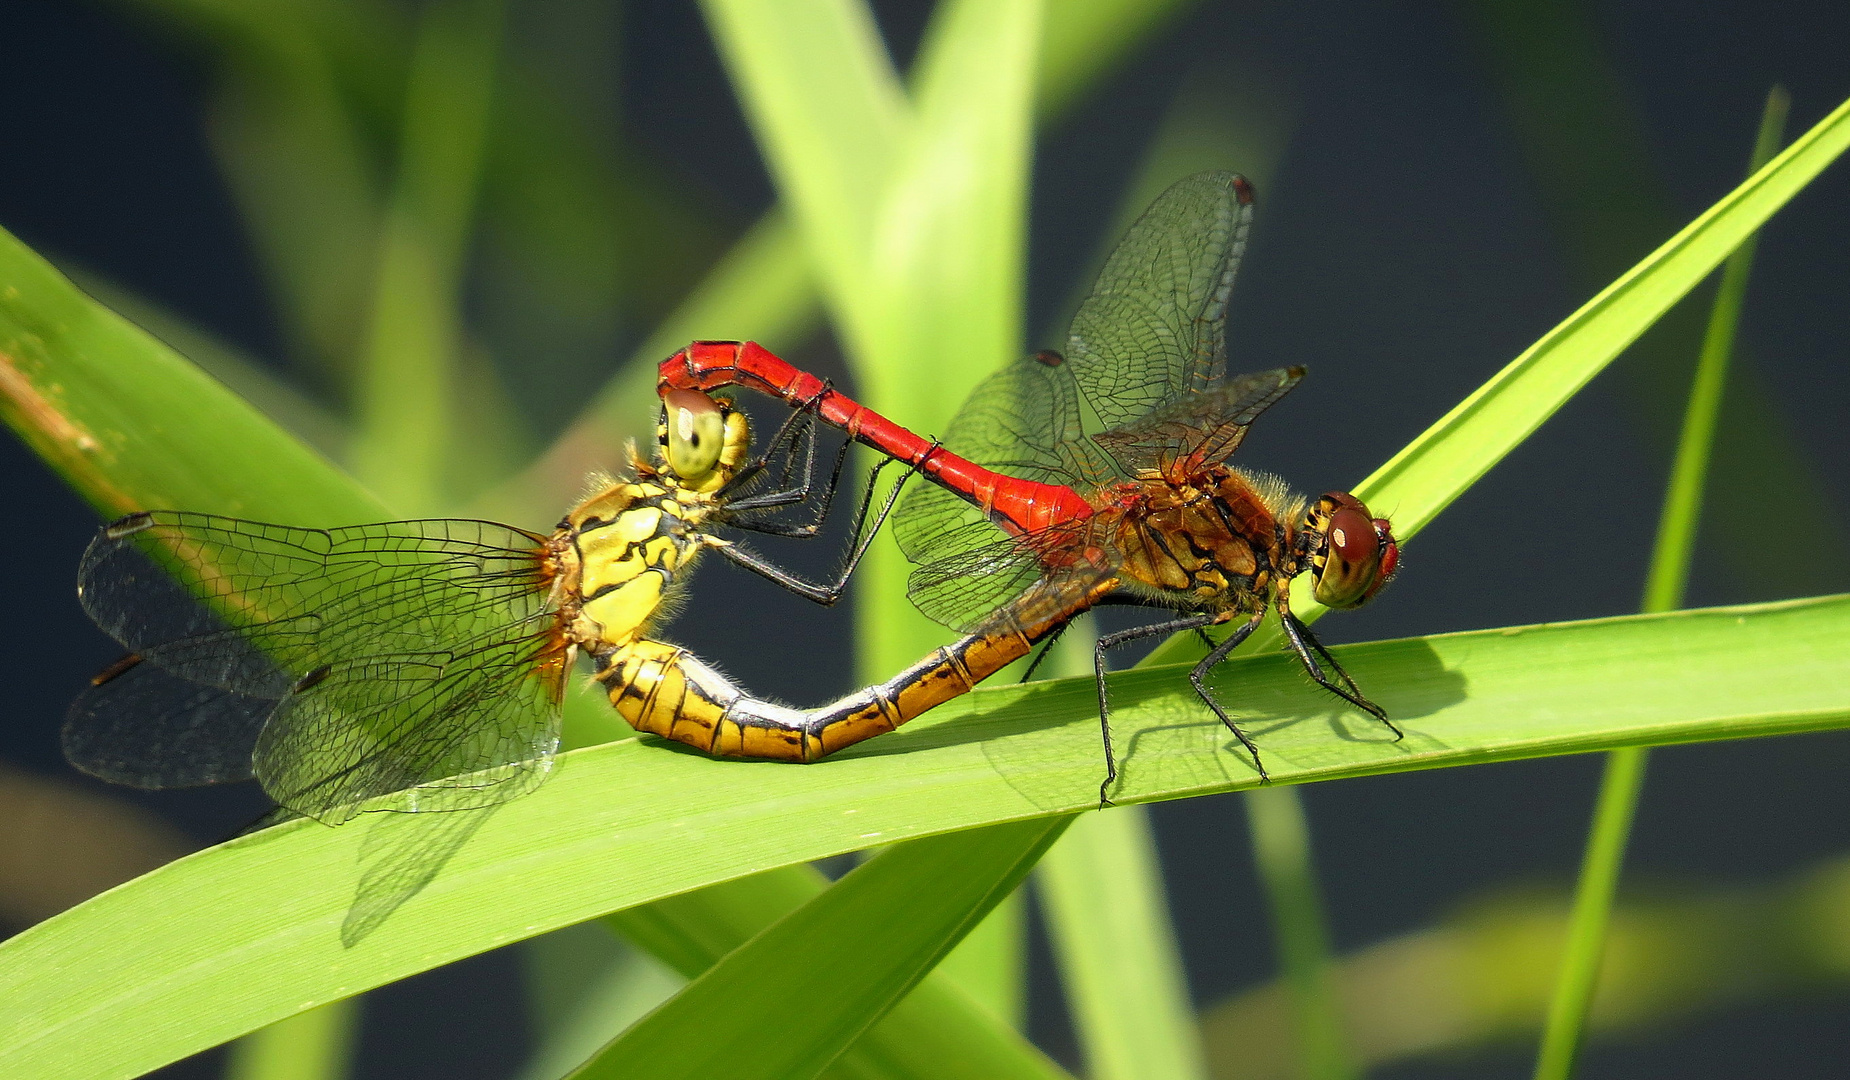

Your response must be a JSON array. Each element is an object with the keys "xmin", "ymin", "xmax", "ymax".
[
  {"xmin": 660, "ymin": 389, "xmax": 749, "ymax": 493},
  {"xmin": 1304, "ymin": 492, "xmax": 1398, "ymax": 609}
]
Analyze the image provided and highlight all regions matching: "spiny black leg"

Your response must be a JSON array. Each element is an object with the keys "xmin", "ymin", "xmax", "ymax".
[
  {"xmin": 726, "ymin": 417, "xmax": 848, "ymax": 521},
  {"xmin": 824, "ymin": 457, "xmax": 910, "ymax": 589},
  {"xmin": 715, "ymin": 455, "xmax": 915, "ymax": 604},
  {"xmin": 723, "ymin": 388, "xmax": 815, "ymax": 494},
  {"xmin": 1187, "ymin": 613, "xmax": 1269, "ymax": 780},
  {"xmin": 1018, "ymin": 621, "xmax": 1073, "ymax": 684},
  {"xmin": 1298, "ymin": 620, "xmax": 1368, "ymax": 707},
  {"xmin": 1093, "ymin": 613, "xmax": 1218, "ymax": 808},
  {"xmin": 722, "ymin": 391, "xmax": 832, "ymax": 515},
  {"xmin": 733, "ymin": 446, "xmax": 879, "ymax": 536},
  {"xmin": 1279, "ymin": 611, "xmax": 1400, "ymax": 739}
]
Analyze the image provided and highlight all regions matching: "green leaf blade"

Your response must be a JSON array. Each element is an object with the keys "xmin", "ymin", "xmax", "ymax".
[
  {"xmin": 1039, "ymin": 806, "xmax": 1207, "ymax": 1080},
  {"xmin": 1358, "ymin": 92, "xmax": 1850, "ymax": 545},
  {"xmin": 5, "ymin": 594, "xmax": 1848, "ymax": 1079},
  {"xmin": 568, "ymin": 819, "xmax": 1068, "ymax": 1080},
  {"xmin": 0, "ymin": 227, "xmax": 383, "ymax": 525}
]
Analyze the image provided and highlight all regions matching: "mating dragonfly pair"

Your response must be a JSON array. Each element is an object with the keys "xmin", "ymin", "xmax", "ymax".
[{"xmin": 65, "ymin": 172, "xmax": 1399, "ymax": 826}]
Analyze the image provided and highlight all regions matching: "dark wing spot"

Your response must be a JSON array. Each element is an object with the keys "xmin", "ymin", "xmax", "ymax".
[{"xmin": 292, "ymin": 664, "xmax": 334, "ymax": 694}]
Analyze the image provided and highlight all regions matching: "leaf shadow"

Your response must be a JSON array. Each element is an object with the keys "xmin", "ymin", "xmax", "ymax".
[
  {"xmin": 342, "ymin": 804, "xmax": 499, "ymax": 947},
  {"xmin": 985, "ymin": 634, "xmax": 1470, "ymax": 811}
]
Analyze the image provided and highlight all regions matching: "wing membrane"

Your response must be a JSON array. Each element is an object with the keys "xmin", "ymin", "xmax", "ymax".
[
  {"xmin": 1065, "ymin": 172, "xmax": 1254, "ymax": 432},
  {"xmin": 1092, "ymin": 366, "xmax": 1303, "ymax": 474},
  {"xmin": 68, "ymin": 512, "xmax": 565, "ymax": 822},
  {"xmin": 907, "ymin": 516, "xmax": 1112, "ymax": 633},
  {"xmin": 891, "ymin": 173, "xmax": 1261, "ymax": 634},
  {"xmin": 65, "ymin": 662, "xmax": 275, "ymax": 787},
  {"xmin": 894, "ymin": 351, "xmax": 1116, "ymax": 572}
]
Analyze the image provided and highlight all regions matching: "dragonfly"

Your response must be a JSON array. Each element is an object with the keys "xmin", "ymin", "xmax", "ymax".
[
  {"xmin": 660, "ymin": 171, "xmax": 1401, "ymax": 799},
  {"xmin": 64, "ymin": 390, "xmax": 907, "ymax": 824}
]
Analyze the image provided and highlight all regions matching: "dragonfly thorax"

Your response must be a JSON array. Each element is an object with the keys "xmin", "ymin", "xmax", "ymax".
[
  {"xmin": 1108, "ymin": 465, "xmax": 1310, "ymax": 615},
  {"xmin": 553, "ymin": 476, "xmax": 725, "ymax": 656},
  {"xmin": 548, "ymin": 389, "xmax": 756, "ymax": 653}
]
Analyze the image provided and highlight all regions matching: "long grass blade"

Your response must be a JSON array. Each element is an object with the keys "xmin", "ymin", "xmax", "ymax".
[
  {"xmin": 1530, "ymin": 745, "xmax": 1649, "ymax": 1080},
  {"xmin": 1640, "ymin": 87, "xmax": 1791, "ymax": 615},
  {"xmin": 697, "ymin": 0, "xmax": 907, "ymax": 340},
  {"xmin": 516, "ymin": 926, "xmax": 683, "ymax": 1080},
  {"xmin": 349, "ymin": 0, "xmax": 505, "ymax": 512},
  {"xmin": 565, "ymin": 819, "xmax": 1069, "ymax": 1080},
  {"xmin": 5, "ymin": 591, "xmax": 1849, "ymax": 1079},
  {"xmin": 0, "ymin": 226, "xmax": 382, "ymax": 523},
  {"xmin": 1530, "ymin": 85, "xmax": 1791, "ymax": 1080},
  {"xmin": 1352, "ymin": 92, "xmax": 1845, "ymax": 550},
  {"xmin": 188, "ymin": 1, "xmax": 390, "ymax": 381},
  {"xmin": 1146, "ymin": 87, "xmax": 1850, "ymax": 670},
  {"xmin": 853, "ymin": 0, "xmax": 1048, "ymax": 1018},
  {"xmin": 222, "ymin": 1000, "xmax": 358, "ymax": 1080},
  {"xmin": 1201, "ymin": 838, "xmax": 1850, "ymax": 1075},
  {"xmin": 605, "ymin": 865, "xmax": 1070, "ymax": 1080},
  {"xmin": 1246, "ymin": 786, "xmax": 1355, "ymax": 1080},
  {"xmin": 1455, "ymin": 1, "xmax": 1846, "ymax": 603},
  {"xmin": 1040, "ymin": 806, "xmax": 1207, "ymax": 1080}
]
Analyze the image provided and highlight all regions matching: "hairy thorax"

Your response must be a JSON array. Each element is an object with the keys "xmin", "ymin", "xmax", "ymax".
[
  {"xmin": 1104, "ymin": 465, "xmax": 1307, "ymax": 612},
  {"xmin": 547, "ymin": 470, "xmax": 721, "ymax": 655}
]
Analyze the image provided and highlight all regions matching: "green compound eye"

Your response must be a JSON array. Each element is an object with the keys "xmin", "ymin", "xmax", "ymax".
[{"xmin": 662, "ymin": 389, "xmax": 728, "ymax": 481}]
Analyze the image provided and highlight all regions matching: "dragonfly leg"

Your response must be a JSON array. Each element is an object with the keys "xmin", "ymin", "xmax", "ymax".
[
  {"xmin": 713, "ymin": 455, "xmax": 914, "ymax": 605},
  {"xmin": 721, "ymin": 386, "xmax": 841, "ymax": 522},
  {"xmin": 1094, "ymin": 612, "xmax": 1220, "ymax": 808},
  {"xmin": 1278, "ymin": 609, "xmax": 1400, "ymax": 738},
  {"xmin": 1188, "ymin": 612, "xmax": 1268, "ymax": 779},
  {"xmin": 1017, "ymin": 620, "xmax": 1073, "ymax": 683}
]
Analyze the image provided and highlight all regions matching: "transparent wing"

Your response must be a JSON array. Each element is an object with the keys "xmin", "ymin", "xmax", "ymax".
[
  {"xmin": 1065, "ymin": 172, "xmax": 1255, "ymax": 433},
  {"xmin": 1092, "ymin": 366, "xmax": 1303, "ymax": 475},
  {"xmin": 907, "ymin": 516, "xmax": 1112, "ymax": 633},
  {"xmin": 907, "ymin": 534, "xmax": 1050, "ymax": 633},
  {"xmin": 68, "ymin": 512, "xmax": 565, "ymax": 823},
  {"xmin": 65, "ymin": 662, "xmax": 276, "ymax": 787},
  {"xmin": 894, "ymin": 351, "xmax": 1117, "ymax": 571},
  {"xmin": 342, "ymin": 806, "xmax": 499, "ymax": 946},
  {"xmin": 893, "ymin": 173, "xmax": 1255, "ymax": 629}
]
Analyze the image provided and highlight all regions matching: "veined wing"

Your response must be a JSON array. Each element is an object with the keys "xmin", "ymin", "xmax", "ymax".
[
  {"xmin": 1092, "ymin": 366, "xmax": 1304, "ymax": 475},
  {"xmin": 1065, "ymin": 172, "xmax": 1255, "ymax": 435},
  {"xmin": 907, "ymin": 515, "xmax": 1112, "ymax": 633},
  {"xmin": 894, "ymin": 350, "xmax": 1115, "ymax": 571},
  {"xmin": 67, "ymin": 512, "xmax": 565, "ymax": 823},
  {"xmin": 893, "ymin": 173, "xmax": 1254, "ymax": 606}
]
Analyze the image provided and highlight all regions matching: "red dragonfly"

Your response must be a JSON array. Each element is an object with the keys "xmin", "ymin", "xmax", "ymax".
[{"xmin": 663, "ymin": 172, "xmax": 1399, "ymax": 798}]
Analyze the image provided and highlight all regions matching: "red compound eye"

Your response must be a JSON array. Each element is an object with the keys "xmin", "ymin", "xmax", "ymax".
[
  {"xmin": 1327, "ymin": 507, "xmax": 1378, "ymax": 564},
  {"xmin": 1370, "ymin": 519, "xmax": 1400, "ymax": 597},
  {"xmin": 1312, "ymin": 494, "xmax": 1396, "ymax": 609}
]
